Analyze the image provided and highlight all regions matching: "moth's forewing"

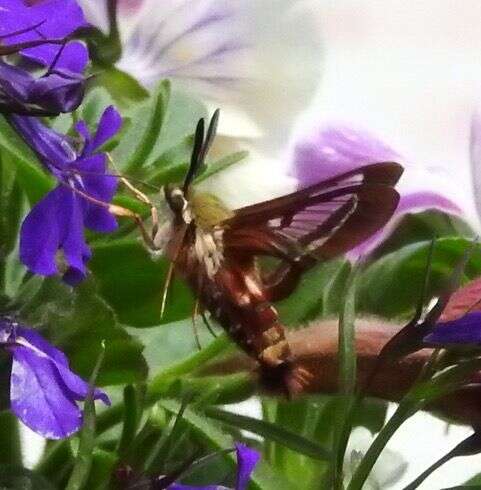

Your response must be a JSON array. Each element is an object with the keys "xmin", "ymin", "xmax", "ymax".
[{"xmin": 221, "ymin": 162, "xmax": 403, "ymax": 301}]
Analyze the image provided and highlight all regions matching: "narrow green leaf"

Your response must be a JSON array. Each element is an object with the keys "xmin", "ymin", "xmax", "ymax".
[
  {"xmin": 194, "ymin": 151, "xmax": 249, "ymax": 184},
  {"xmin": 204, "ymin": 407, "xmax": 331, "ymax": 461},
  {"xmin": 117, "ymin": 385, "xmax": 141, "ymax": 458},
  {"xmin": 0, "ymin": 117, "xmax": 52, "ymax": 204},
  {"xmin": 95, "ymin": 67, "xmax": 149, "ymax": 109},
  {"xmin": 65, "ymin": 344, "xmax": 106, "ymax": 490},
  {"xmin": 124, "ymin": 80, "xmax": 170, "ymax": 172},
  {"xmin": 82, "ymin": 449, "xmax": 117, "ymax": 490},
  {"xmin": 338, "ymin": 267, "xmax": 358, "ymax": 395}
]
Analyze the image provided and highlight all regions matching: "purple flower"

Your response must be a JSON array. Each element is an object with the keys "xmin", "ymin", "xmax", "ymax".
[
  {"xmin": 292, "ymin": 125, "xmax": 462, "ymax": 257},
  {"xmin": 168, "ymin": 443, "xmax": 260, "ymax": 490},
  {"xmin": 0, "ymin": 0, "xmax": 89, "ymax": 114},
  {"xmin": 9, "ymin": 106, "xmax": 121, "ymax": 285},
  {"xmin": 424, "ymin": 311, "xmax": 481, "ymax": 346},
  {"xmin": 0, "ymin": 316, "xmax": 110, "ymax": 439}
]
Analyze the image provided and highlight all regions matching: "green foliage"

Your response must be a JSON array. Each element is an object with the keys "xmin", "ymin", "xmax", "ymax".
[{"xmin": 358, "ymin": 237, "xmax": 481, "ymax": 317}]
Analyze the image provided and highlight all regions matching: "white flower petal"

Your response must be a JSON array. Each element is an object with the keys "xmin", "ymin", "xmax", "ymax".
[{"xmin": 80, "ymin": 0, "xmax": 322, "ymax": 150}]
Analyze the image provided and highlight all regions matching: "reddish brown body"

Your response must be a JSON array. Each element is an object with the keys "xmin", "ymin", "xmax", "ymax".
[{"xmin": 171, "ymin": 225, "xmax": 306, "ymax": 396}]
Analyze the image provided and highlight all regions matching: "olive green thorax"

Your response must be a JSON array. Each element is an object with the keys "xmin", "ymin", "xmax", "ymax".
[{"xmin": 189, "ymin": 191, "xmax": 234, "ymax": 229}]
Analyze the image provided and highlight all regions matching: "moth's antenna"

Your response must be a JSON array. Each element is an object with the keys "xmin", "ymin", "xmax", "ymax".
[
  {"xmin": 183, "ymin": 118, "xmax": 205, "ymax": 192},
  {"xmin": 198, "ymin": 108, "xmax": 220, "ymax": 166},
  {"xmin": 182, "ymin": 109, "xmax": 220, "ymax": 192}
]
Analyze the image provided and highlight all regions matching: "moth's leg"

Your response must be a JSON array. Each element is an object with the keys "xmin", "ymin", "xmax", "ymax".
[
  {"xmin": 192, "ymin": 298, "xmax": 202, "ymax": 351},
  {"xmin": 201, "ymin": 310, "xmax": 218, "ymax": 339},
  {"xmin": 160, "ymin": 261, "xmax": 175, "ymax": 319},
  {"xmin": 107, "ymin": 154, "xmax": 160, "ymax": 241}
]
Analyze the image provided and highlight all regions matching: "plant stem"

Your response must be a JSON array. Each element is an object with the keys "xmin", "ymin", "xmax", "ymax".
[
  {"xmin": 0, "ymin": 412, "xmax": 21, "ymax": 466},
  {"xmin": 346, "ymin": 402, "xmax": 416, "ymax": 490}
]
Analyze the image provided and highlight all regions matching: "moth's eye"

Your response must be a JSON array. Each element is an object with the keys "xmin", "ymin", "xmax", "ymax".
[{"xmin": 164, "ymin": 185, "xmax": 186, "ymax": 213}]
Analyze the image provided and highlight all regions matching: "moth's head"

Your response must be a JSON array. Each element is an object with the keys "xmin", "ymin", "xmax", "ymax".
[{"xmin": 163, "ymin": 184, "xmax": 189, "ymax": 219}]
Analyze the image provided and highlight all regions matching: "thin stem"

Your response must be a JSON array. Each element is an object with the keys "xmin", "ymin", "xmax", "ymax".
[
  {"xmin": 346, "ymin": 402, "xmax": 416, "ymax": 490},
  {"xmin": 403, "ymin": 452, "xmax": 454, "ymax": 490},
  {"xmin": 403, "ymin": 432, "xmax": 481, "ymax": 490}
]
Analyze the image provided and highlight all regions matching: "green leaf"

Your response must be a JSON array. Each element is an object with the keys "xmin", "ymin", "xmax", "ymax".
[
  {"xmin": 79, "ymin": 86, "xmax": 117, "ymax": 128},
  {"xmin": 81, "ymin": 449, "xmax": 117, "ymax": 490},
  {"xmin": 123, "ymin": 80, "xmax": 170, "ymax": 173},
  {"xmin": 65, "ymin": 345, "xmax": 105, "ymax": 490},
  {"xmin": 461, "ymin": 472, "xmax": 481, "ymax": 485},
  {"xmin": 0, "ymin": 116, "xmax": 52, "ymax": 204},
  {"xmin": 21, "ymin": 278, "xmax": 148, "ymax": 386},
  {"xmin": 204, "ymin": 407, "xmax": 331, "ymax": 461},
  {"xmin": 338, "ymin": 267, "xmax": 358, "ymax": 396},
  {"xmin": 375, "ymin": 210, "xmax": 474, "ymax": 257},
  {"xmin": 276, "ymin": 260, "xmax": 350, "ymax": 325},
  {"xmin": 90, "ymin": 239, "xmax": 194, "ymax": 327},
  {"xmin": 194, "ymin": 151, "xmax": 249, "ymax": 184},
  {"xmin": 358, "ymin": 237, "xmax": 481, "ymax": 318},
  {"xmin": 94, "ymin": 67, "xmax": 149, "ymax": 109}
]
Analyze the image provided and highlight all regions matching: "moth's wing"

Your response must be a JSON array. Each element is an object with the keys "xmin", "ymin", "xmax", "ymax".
[{"xmin": 222, "ymin": 162, "xmax": 403, "ymax": 300}]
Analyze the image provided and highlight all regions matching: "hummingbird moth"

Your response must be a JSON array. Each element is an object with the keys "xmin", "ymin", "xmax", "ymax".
[{"xmin": 113, "ymin": 111, "xmax": 403, "ymax": 396}]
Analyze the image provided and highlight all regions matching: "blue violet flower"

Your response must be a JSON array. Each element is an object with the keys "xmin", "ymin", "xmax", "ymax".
[
  {"xmin": 9, "ymin": 106, "xmax": 121, "ymax": 285},
  {"xmin": 0, "ymin": 316, "xmax": 110, "ymax": 439}
]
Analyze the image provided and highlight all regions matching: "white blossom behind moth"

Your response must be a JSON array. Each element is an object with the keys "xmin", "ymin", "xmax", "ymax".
[{"xmin": 116, "ymin": 111, "xmax": 404, "ymax": 397}]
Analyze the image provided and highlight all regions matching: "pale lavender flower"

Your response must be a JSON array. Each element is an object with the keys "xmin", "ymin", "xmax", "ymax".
[
  {"xmin": 0, "ymin": 316, "xmax": 110, "ymax": 439},
  {"xmin": 292, "ymin": 125, "xmax": 462, "ymax": 256}
]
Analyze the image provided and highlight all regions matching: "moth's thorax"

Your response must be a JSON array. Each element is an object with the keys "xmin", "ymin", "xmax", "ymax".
[
  {"xmin": 155, "ymin": 186, "xmax": 233, "ymax": 278},
  {"xmin": 188, "ymin": 190, "xmax": 234, "ymax": 229}
]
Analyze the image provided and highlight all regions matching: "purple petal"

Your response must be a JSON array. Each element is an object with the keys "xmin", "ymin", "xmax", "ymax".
[
  {"xmin": 424, "ymin": 312, "xmax": 481, "ymax": 346},
  {"xmin": 20, "ymin": 186, "xmax": 62, "ymax": 276},
  {"xmin": 9, "ymin": 115, "xmax": 75, "ymax": 173},
  {"xmin": 91, "ymin": 106, "xmax": 122, "ymax": 152},
  {"xmin": 0, "ymin": 61, "xmax": 33, "ymax": 102},
  {"xmin": 234, "ymin": 443, "xmax": 260, "ymax": 490},
  {"xmin": 52, "ymin": 42, "xmax": 89, "ymax": 74},
  {"xmin": 27, "ymin": 70, "xmax": 86, "ymax": 114},
  {"xmin": 168, "ymin": 485, "xmax": 219, "ymax": 490},
  {"xmin": 59, "ymin": 186, "xmax": 91, "ymax": 280},
  {"xmin": 4, "ymin": 0, "xmax": 89, "ymax": 68},
  {"xmin": 292, "ymin": 125, "xmax": 399, "ymax": 187},
  {"xmin": 16, "ymin": 326, "xmax": 69, "ymax": 367},
  {"xmin": 10, "ymin": 345, "xmax": 83, "ymax": 439},
  {"xmin": 19, "ymin": 185, "xmax": 91, "ymax": 282},
  {"xmin": 15, "ymin": 325, "xmax": 110, "ymax": 405},
  {"xmin": 77, "ymin": 154, "xmax": 118, "ymax": 232}
]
